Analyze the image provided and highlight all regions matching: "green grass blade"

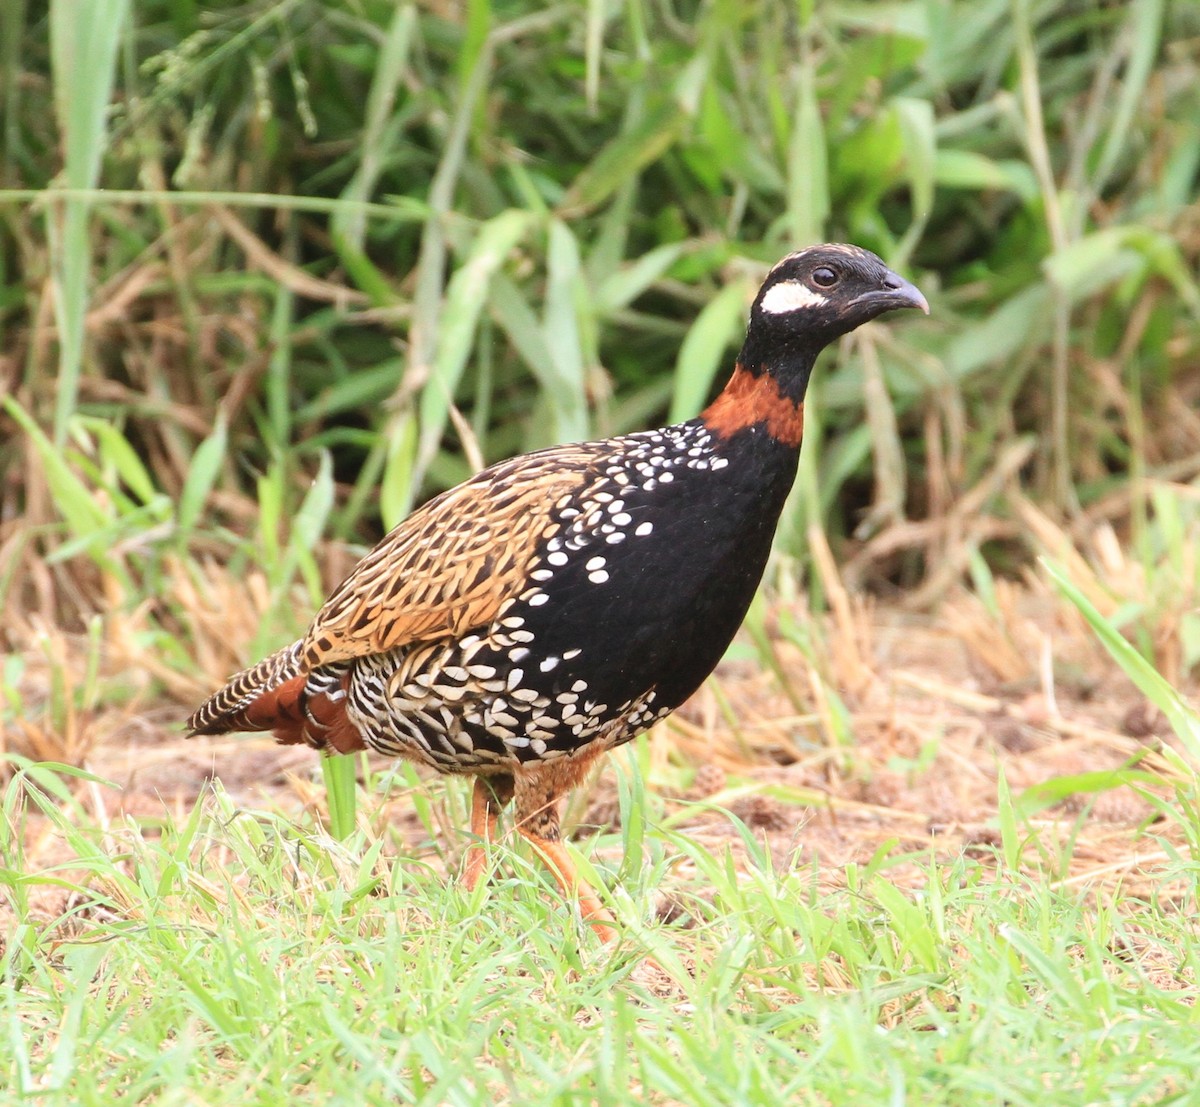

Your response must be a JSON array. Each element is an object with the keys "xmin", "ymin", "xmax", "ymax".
[
  {"xmin": 47, "ymin": 0, "xmax": 129, "ymax": 445},
  {"xmin": 332, "ymin": 4, "xmax": 417, "ymax": 252},
  {"xmin": 78, "ymin": 415, "xmax": 157, "ymax": 506},
  {"xmin": 562, "ymin": 100, "xmax": 687, "ymax": 214},
  {"xmin": 892, "ymin": 96, "xmax": 936, "ymax": 261},
  {"xmin": 1015, "ymin": 764, "xmax": 1160, "ymax": 819},
  {"xmin": 414, "ymin": 208, "xmax": 534, "ymax": 483},
  {"xmin": 996, "ymin": 760, "xmax": 1020, "ymax": 872},
  {"xmin": 3, "ymin": 396, "xmax": 108, "ymax": 535},
  {"xmin": 321, "ymin": 754, "xmax": 358, "ymax": 841},
  {"xmin": 667, "ymin": 278, "xmax": 748, "ymax": 423},
  {"xmin": 280, "ymin": 451, "xmax": 337, "ymax": 606},
  {"xmin": 1091, "ymin": 0, "xmax": 1164, "ymax": 196},
  {"xmin": 594, "ymin": 241, "xmax": 689, "ymax": 315},
  {"xmin": 541, "ymin": 219, "xmax": 591, "ymax": 443},
  {"xmin": 1042, "ymin": 557, "xmax": 1200, "ymax": 763},
  {"xmin": 177, "ymin": 413, "xmax": 229, "ymax": 537},
  {"xmin": 785, "ymin": 62, "xmax": 829, "ymax": 245}
]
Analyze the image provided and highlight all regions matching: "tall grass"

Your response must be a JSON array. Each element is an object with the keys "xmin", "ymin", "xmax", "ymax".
[
  {"xmin": 0, "ymin": 0, "xmax": 1194, "ymax": 804},
  {"xmin": 3, "ymin": 2, "xmax": 1197, "ymax": 631}
]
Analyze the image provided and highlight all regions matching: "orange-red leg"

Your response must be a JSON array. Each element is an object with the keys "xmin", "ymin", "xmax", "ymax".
[
  {"xmin": 462, "ymin": 775, "xmax": 513, "ymax": 891},
  {"xmin": 465, "ymin": 769, "xmax": 617, "ymax": 943},
  {"xmin": 518, "ymin": 828, "xmax": 618, "ymax": 944}
]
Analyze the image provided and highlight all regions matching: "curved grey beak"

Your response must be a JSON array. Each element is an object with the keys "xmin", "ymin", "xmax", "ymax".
[{"xmin": 854, "ymin": 270, "xmax": 930, "ymax": 315}]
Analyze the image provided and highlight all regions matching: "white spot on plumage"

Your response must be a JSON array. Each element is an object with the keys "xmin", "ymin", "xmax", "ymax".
[
  {"xmin": 760, "ymin": 279, "xmax": 828, "ymax": 314},
  {"xmin": 635, "ymin": 521, "xmax": 653, "ymax": 536}
]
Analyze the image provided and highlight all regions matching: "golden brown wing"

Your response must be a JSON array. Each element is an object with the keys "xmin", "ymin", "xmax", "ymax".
[{"xmin": 297, "ymin": 443, "xmax": 604, "ymax": 671}]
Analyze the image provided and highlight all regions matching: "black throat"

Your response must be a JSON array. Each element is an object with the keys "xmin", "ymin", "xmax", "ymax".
[{"xmin": 736, "ymin": 323, "xmax": 825, "ymax": 405}]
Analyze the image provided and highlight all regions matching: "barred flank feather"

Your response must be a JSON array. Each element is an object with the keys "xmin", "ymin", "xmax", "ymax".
[{"xmin": 186, "ymin": 641, "xmax": 304, "ymax": 735}]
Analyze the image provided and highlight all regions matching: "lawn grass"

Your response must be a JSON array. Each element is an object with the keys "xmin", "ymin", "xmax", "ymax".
[{"xmin": 4, "ymin": 757, "xmax": 1199, "ymax": 1106}]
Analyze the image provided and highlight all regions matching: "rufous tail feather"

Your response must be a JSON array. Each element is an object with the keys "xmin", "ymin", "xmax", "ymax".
[{"xmin": 185, "ymin": 644, "xmax": 366, "ymax": 754}]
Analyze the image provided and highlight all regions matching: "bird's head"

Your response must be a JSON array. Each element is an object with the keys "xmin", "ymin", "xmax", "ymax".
[
  {"xmin": 755, "ymin": 243, "xmax": 929, "ymax": 335},
  {"xmin": 738, "ymin": 244, "xmax": 928, "ymax": 401}
]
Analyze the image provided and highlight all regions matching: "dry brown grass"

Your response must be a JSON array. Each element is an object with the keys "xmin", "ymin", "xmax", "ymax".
[
  {"xmin": 5, "ymin": 537, "xmax": 1193, "ymax": 919},
  {"xmin": 4, "ymin": 422, "xmax": 1198, "ymax": 933}
]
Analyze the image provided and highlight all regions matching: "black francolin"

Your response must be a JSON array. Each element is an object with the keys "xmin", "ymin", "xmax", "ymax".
[{"xmin": 188, "ymin": 244, "xmax": 928, "ymax": 940}]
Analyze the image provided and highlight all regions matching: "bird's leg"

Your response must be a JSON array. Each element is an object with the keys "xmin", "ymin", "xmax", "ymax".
[
  {"xmin": 514, "ymin": 784, "xmax": 617, "ymax": 944},
  {"xmin": 520, "ymin": 831, "xmax": 618, "ymax": 944},
  {"xmin": 462, "ymin": 774, "xmax": 513, "ymax": 891}
]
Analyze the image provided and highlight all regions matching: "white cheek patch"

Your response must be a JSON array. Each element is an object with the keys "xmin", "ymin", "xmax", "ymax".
[{"xmin": 760, "ymin": 280, "xmax": 828, "ymax": 314}]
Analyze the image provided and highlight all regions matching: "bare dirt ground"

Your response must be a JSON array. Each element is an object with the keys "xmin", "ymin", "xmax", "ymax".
[{"xmin": 7, "ymin": 578, "xmax": 1192, "ymax": 936}]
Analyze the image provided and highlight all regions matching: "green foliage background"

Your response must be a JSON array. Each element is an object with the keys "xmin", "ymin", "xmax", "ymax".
[{"xmin": 1, "ymin": 0, "xmax": 1198, "ymax": 645}]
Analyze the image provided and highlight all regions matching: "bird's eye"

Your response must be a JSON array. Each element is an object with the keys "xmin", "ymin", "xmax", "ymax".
[{"xmin": 812, "ymin": 266, "xmax": 838, "ymax": 287}]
